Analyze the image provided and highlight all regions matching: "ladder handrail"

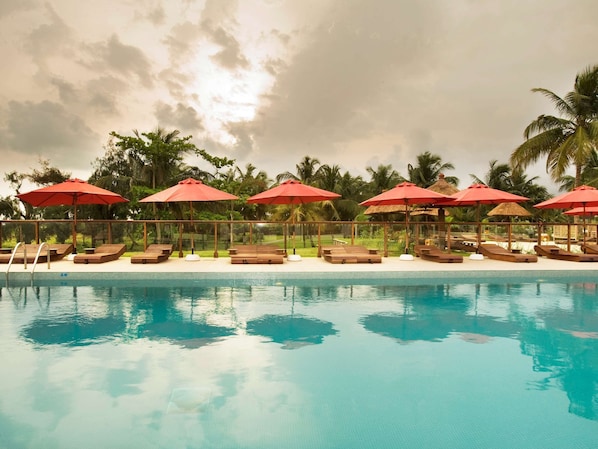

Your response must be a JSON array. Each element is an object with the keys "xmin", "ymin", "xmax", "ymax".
[
  {"xmin": 30, "ymin": 242, "xmax": 51, "ymax": 283},
  {"xmin": 5, "ymin": 241, "xmax": 24, "ymax": 283}
]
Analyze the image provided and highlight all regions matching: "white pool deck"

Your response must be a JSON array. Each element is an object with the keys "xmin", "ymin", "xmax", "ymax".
[{"xmin": 6, "ymin": 252, "xmax": 598, "ymax": 284}]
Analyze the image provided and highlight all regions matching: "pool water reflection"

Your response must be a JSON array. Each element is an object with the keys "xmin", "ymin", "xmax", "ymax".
[{"xmin": 1, "ymin": 281, "xmax": 597, "ymax": 448}]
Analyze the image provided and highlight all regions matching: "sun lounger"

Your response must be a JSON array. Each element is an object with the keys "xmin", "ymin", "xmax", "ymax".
[
  {"xmin": 414, "ymin": 245, "xmax": 463, "ymax": 263},
  {"xmin": 479, "ymin": 244, "xmax": 537, "ymax": 263},
  {"xmin": 0, "ymin": 243, "xmax": 73, "ymax": 264},
  {"xmin": 448, "ymin": 238, "xmax": 477, "ymax": 253},
  {"xmin": 321, "ymin": 245, "xmax": 382, "ymax": 264},
  {"xmin": 534, "ymin": 244, "xmax": 598, "ymax": 262},
  {"xmin": 73, "ymin": 243, "xmax": 126, "ymax": 264},
  {"xmin": 229, "ymin": 244, "xmax": 285, "ymax": 264},
  {"xmin": 580, "ymin": 243, "xmax": 598, "ymax": 255},
  {"xmin": 130, "ymin": 244, "xmax": 173, "ymax": 264}
]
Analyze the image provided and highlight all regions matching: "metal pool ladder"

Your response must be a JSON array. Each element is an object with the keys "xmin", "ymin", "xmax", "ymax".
[{"xmin": 5, "ymin": 242, "xmax": 52, "ymax": 285}]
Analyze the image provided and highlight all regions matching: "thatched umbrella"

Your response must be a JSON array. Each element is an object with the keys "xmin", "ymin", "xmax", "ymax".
[
  {"xmin": 488, "ymin": 202, "xmax": 531, "ymax": 250},
  {"xmin": 363, "ymin": 204, "xmax": 409, "ymax": 216},
  {"xmin": 426, "ymin": 174, "xmax": 459, "ymax": 248}
]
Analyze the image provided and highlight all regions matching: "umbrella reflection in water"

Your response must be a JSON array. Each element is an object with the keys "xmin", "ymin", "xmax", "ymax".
[
  {"xmin": 22, "ymin": 315, "xmax": 126, "ymax": 346},
  {"xmin": 246, "ymin": 314, "xmax": 338, "ymax": 350}
]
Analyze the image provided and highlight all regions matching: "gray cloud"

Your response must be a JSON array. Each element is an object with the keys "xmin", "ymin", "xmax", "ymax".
[
  {"xmin": 23, "ymin": 3, "xmax": 72, "ymax": 69},
  {"xmin": 235, "ymin": 0, "xmax": 598, "ymax": 184},
  {"xmin": 83, "ymin": 34, "xmax": 154, "ymax": 88},
  {"xmin": 0, "ymin": 0, "xmax": 35, "ymax": 19},
  {"xmin": 1, "ymin": 100, "xmax": 98, "ymax": 169},
  {"xmin": 200, "ymin": 0, "xmax": 249, "ymax": 71},
  {"xmin": 204, "ymin": 24, "xmax": 249, "ymax": 70},
  {"xmin": 154, "ymin": 101, "xmax": 204, "ymax": 133}
]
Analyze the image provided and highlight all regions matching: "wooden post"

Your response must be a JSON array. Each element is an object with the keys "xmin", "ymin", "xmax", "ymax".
[
  {"xmin": 178, "ymin": 222, "xmax": 183, "ymax": 258},
  {"xmin": 383, "ymin": 222, "xmax": 388, "ymax": 257},
  {"xmin": 317, "ymin": 223, "xmax": 322, "ymax": 257},
  {"xmin": 213, "ymin": 222, "xmax": 219, "ymax": 258},
  {"xmin": 143, "ymin": 222, "xmax": 147, "ymax": 250}
]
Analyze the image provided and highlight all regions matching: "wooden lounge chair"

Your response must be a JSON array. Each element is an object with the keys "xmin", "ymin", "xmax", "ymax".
[
  {"xmin": 73, "ymin": 243, "xmax": 127, "ymax": 264},
  {"xmin": 321, "ymin": 245, "xmax": 382, "ymax": 264},
  {"xmin": 448, "ymin": 238, "xmax": 477, "ymax": 253},
  {"xmin": 414, "ymin": 245, "xmax": 463, "ymax": 263},
  {"xmin": 580, "ymin": 243, "xmax": 598, "ymax": 255},
  {"xmin": 0, "ymin": 243, "xmax": 73, "ymax": 264},
  {"xmin": 479, "ymin": 244, "xmax": 537, "ymax": 263},
  {"xmin": 534, "ymin": 244, "xmax": 598, "ymax": 262},
  {"xmin": 130, "ymin": 244, "xmax": 173, "ymax": 264},
  {"xmin": 229, "ymin": 244, "xmax": 285, "ymax": 264}
]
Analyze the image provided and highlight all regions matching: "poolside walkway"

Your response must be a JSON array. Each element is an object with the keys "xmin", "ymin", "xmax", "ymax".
[{"xmin": 6, "ymin": 253, "xmax": 598, "ymax": 284}]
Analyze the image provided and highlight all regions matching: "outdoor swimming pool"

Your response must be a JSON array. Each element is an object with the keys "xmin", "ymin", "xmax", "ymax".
[{"xmin": 1, "ymin": 278, "xmax": 597, "ymax": 448}]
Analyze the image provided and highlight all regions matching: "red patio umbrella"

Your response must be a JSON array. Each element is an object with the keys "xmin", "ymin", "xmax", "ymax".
[
  {"xmin": 139, "ymin": 178, "xmax": 238, "ymax": 258},
  {"xmin": 565, "ymin": 206, "xmax": 598, "ymax": 216},
  {"xmin": 535, "ymin": 185, "xmax": 598, "ymax": 246},
  {"xmin": 360, "ymin": 182, "xmax": 451, "ymax": 258},
  {"xmin": 17, "ymin": 178, "xmax": 128, "ymax": 254},
  {"xmin": 247, "ymin": 180, "xmax": 341, "ymax": 257},
  {"xmin": 442, "ymin": 184, "xmax": 528, "ymax": 254}
]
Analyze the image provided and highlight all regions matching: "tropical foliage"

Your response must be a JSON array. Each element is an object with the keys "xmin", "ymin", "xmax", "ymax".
[{"xmin": 510, "ymin": 65, "xmax": 598, "ymax": 187}]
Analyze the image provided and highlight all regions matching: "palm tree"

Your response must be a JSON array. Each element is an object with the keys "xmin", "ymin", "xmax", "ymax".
[
  {"xmin": 407, "ymin": 151, "xmax": 458, "ymax": 188},
  {"xmin": 471, "ymin": 160, "xmax": 511, "ymax": 191},
  {"xmin": 276, "ymin": 155, "xmax": 321, "ymax": 184},
  {"xmin": 315, "ymin": 164, "xmax": 341, "ymax": 193},
  {"xmin": 510, "ymin": 65, "xmax": 598, "ymax": 187},
  {"xmin": 558, "ymin": 149, "xmax": 598, "ymax": 191},
  {"xmin": 365, "ymin": 164, "xmax": 403, "ymax": 195}
]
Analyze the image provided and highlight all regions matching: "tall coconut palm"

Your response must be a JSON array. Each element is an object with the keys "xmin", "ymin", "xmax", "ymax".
[
  {"xmin": 366, "ymin": 164, "xmax": 403, "ymax": 195},
  {"xmin": 276, "ymin": 155, "xmax": 321, "ymax": 184},
  {"xmin": 510, "ymin": 65, "xmax": 598, "ymax": 187},
  {"xmin": 558, "ymin": 149, "xmax": 598, "ymax": 192},
  {"xmin": 407, "ymin": 151, "xmax": 458, "ymax": 188}
]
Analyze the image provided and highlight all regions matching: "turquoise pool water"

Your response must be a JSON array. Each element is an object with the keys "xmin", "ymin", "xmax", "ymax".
[{"xmin": 1, "ymin": 280, "xmax": 597, "ymax": 448}]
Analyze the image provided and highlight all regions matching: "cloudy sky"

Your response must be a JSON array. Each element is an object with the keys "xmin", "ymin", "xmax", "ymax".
[{"xmin": 1, "ymin": 0, "xmax": 597, "ymax": 196}]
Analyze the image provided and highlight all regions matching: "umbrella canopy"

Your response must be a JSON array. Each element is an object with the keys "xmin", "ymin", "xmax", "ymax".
[
  {"xmin": 427, "ymin": 173, "xmax": 459, "ymax": 196},
  {"xmin": 247, "ymin": 180, "xmax": 341, "ymax": 255},
  {"xmin": 487, "ymin": 202, "xmax": 531, "ymax": 217},
  {"xmin": 17, "ymin": 178, "xmax": 128, "ymax": 254},
  {"xmin": 443, "ymin": 184, "xmax": 528, "ymax": 252},
  {"xmin": 360, "ymin": 182, "xmax": 451, "ymax": 256},
  {"xmin": 140, "ymin": 178, "xmax": 238, "ymax": 257},
  {"xmin": 535, "ymin": 185, "xmax": 598, "ymax": 246},
  {"xmin": 565, "ymin": 206, "xmax": 598, "ymax": 216},
  {"xmin": 363, "ymin": 204, "xmax": 409, "ymax": 215},
  {"xmin": 535, "ymin": 185, "xmax": 598, "ymax": 209},
  {"xmin": 247, "ymin": 179, "xmax": 340, "ymax": 205},
  {"xmin": 139, "ymin": 178, "xmax": 238, "ymax": 203},
  {"xmin": 488, "ymin": 202, "xmax": 532, "ymax": 250}
]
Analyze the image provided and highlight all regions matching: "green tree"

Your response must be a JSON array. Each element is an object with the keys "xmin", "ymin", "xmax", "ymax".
[
  {"xmin": 109, "ymin": 128, "xmax": 199, "ymax": 193},
  {"xmin": 558, "ymin": 149, "xmax": 598, "ymax": 191},
  {"xmin": 277, "ymin": 155, "xmax": 321, "ymax": 184},
  {"xmin": 407, "ymin": 151, "xmax": 458, "ymax": 188},
  {"xmin": 365, "ymin": 164, "xmax": 403, "ymax": 195},
  {"xmin": 510, "ymin": 65, "xmax": 598, "ymax": 187},
  {"xmin": 471, "ymin": 160, "xmax": 511, "ymax": 191}
]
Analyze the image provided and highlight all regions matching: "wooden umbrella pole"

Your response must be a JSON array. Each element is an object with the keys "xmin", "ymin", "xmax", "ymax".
[
  {"xmin": 189, "ymin": 201, "xmax": 195, "ymax": 254},
  {"xmin": 213, "ymin": 222, "xmax": 218, "ymax": 258},
  {"xmin": 72, "ymin": 204, "xmax": 78, "ymax": 254}
]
